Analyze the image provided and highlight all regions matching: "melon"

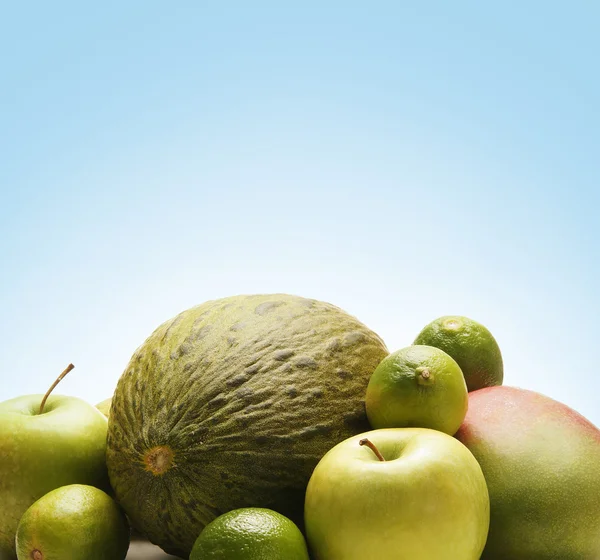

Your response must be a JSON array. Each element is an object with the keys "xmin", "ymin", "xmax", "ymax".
[{"xmin": 106, "ymin": 294, "xmax": 388, "ymax": 557}]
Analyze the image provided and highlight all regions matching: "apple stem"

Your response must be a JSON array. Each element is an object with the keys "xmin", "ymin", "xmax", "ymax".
[
  {"xmin": 39, "ymin": 363, "xmax": 75, "ymax": 415},
  {"xmin": 359, "ymin": 438, "xmax": 385, "ymax": 461}
]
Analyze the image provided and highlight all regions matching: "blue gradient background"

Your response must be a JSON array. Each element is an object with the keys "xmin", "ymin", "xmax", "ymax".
[{"xmin": 1, "ymin": 3, "xmax": 598, "ymax": 426}]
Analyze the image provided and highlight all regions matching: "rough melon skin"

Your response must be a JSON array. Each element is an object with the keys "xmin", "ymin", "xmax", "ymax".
[{"xmin": 106, "ymin": 294, "xmax": 388, "ymax": 558}]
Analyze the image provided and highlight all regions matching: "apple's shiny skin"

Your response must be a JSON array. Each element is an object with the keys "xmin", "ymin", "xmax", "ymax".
[
  {"xmin": 0, "ymin": 394, "xmax": 109, "ymax": 559},
  {"xmin": 304, "ymin": 428, "xmax": 489, "ymax": 560}
]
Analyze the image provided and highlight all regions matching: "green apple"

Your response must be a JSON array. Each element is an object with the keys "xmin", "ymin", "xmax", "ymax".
[
  {"xmin": 0, "ymin": 366, "xmax": 109, "ymax": 560},
  {"xmin": 304, "ymin": 428, "xmax": 490, "ymax": 560},
  {"xmin": 96, "ymin": 398, "xmax": 112, "ymax": 418}
]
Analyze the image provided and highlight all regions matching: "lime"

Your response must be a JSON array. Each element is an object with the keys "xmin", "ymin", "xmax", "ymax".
[
  {"xmin": 414, "ymin": 315, "xmax": 503, "ymax": 391},
  {"xmin": 15, "ymin": 484, "xmax": 129, "ymax": 560},
  {"xmin": 365, "ymin": 345, "xmax": 468, "ymax": 435},
  {"xmin": 190, "ymin": 508, "xmax": 310, "ymax": 560}
]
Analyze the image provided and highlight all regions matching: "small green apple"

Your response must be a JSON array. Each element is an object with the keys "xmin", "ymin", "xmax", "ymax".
[
  {"xmin": 96, "ymin": 398, "xmax": 112, "ymax": 418},
  {"xmin": 304, "ymin": 428, "xmax": 490, "ymax": 560},
  {"xmin": 0, "ymin": 365, "xmax": 109, "ymax": 559}
]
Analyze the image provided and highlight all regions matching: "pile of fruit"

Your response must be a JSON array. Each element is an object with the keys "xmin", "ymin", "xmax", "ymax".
[{"xmin": 1, "ymin": 293, "xmax": 599, "ymax": 559}]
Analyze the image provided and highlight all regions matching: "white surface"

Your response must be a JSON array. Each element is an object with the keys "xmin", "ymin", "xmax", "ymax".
[{"xmin": 126, "ymin": 538, "xmax": 181, "ymax": 559}]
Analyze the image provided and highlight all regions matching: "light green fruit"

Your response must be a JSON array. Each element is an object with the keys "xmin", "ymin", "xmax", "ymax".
[
  {"xmin": 95, "ymin": 398, "xmax": 112, "ymax": 418},
  {"xmin": 107, "ymin": 294, "xmax": 388, "ymax": 557},
  {"xmin": 190, "ymin": 508, "xmax": 310, "ymax": 560},
  {"xmin": 365, "ymin": 345, "xmax": 468, "ymax": 435},
  {"xmin": 16, "ymin": 484, "xmax": 130, "ymax": 560},
  {"xmin": 305, "ymin": 428, "xmax": 490, "ymax": 560},
  {"xmin": 414, "ymin": 316, "xmax": 503, "ymax": 392},
  {"xmin": 0, "ymin": 395, "xmax": 109, "ymax": 559}
]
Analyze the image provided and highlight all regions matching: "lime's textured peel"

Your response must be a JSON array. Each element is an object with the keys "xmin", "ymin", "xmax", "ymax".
[
  {"xmin": 414, "ymin": 315, "xmax": 503, "ymax": 391},
  {"xmin": 190, "ymin": 507, "xmax": 310, "ymax": 560},
  {"xmin": 15, "ymin": 484, "xmax": 129, "ymax": 560},
  {"xmin": 366, "ymin": 345, "xmax": 468, "ymax": 435}
]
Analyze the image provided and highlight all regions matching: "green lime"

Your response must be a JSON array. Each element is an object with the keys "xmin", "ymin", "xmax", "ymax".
[
  {"xmin": 15, "ymin": 484, "xmax": 129, "ymax": 560},
  {"xmin": 190, "ymin": 508, "xmax": 310, "ymax": 560},
  {"xmin": 414, "ymin": 315, "xmax": 503, "ymax": 391},
  {"xmin": 365, "ymin": 345, "xmax": 468, "ymax": 435}
]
